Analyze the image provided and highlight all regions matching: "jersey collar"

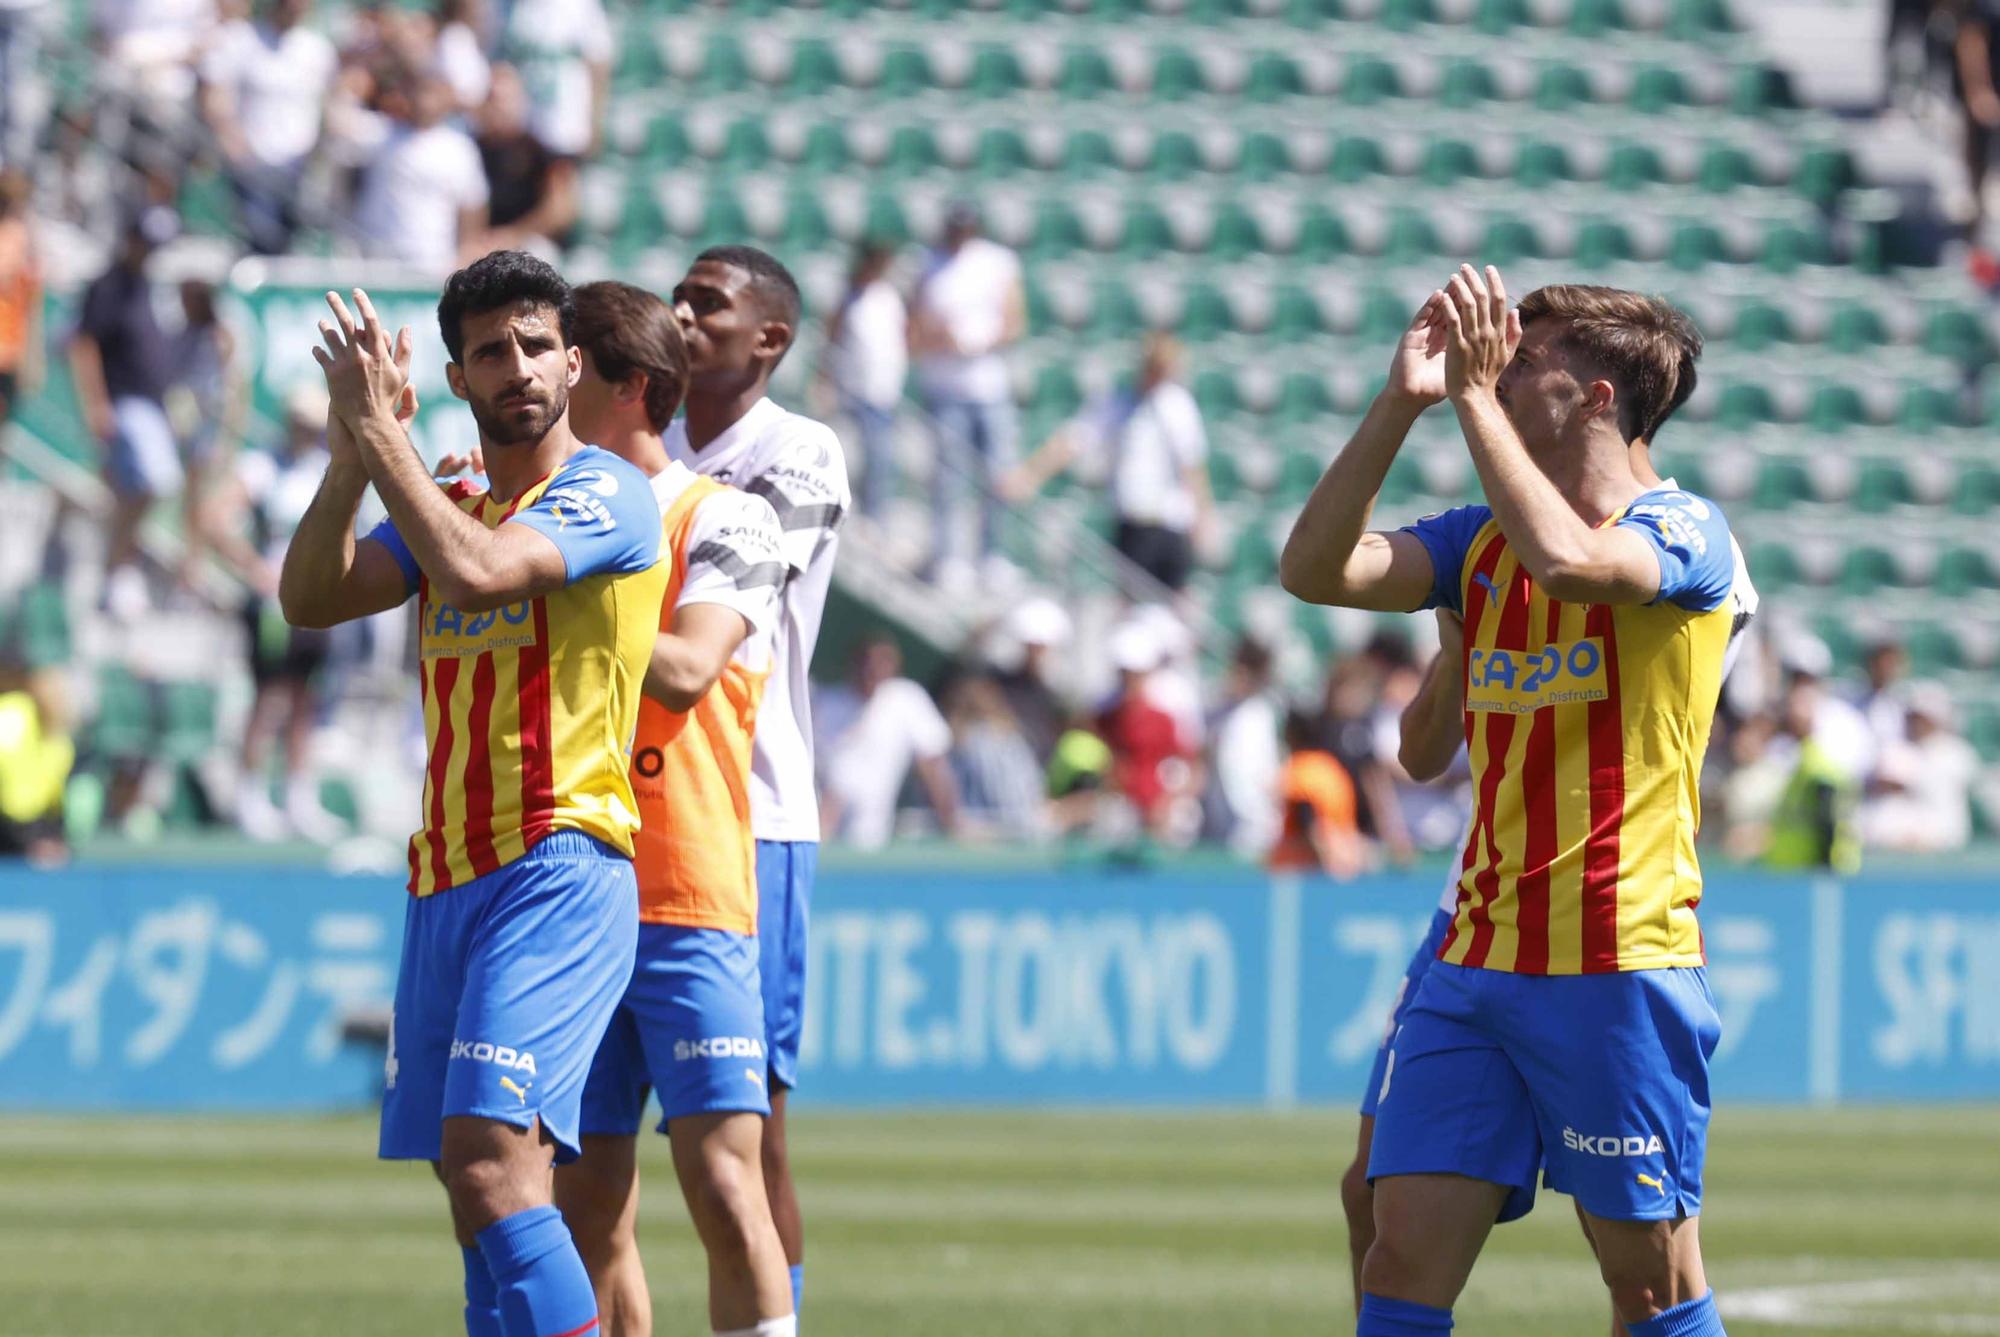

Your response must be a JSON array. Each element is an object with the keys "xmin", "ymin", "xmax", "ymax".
[{"xmin": 667, "ymin": 396, "xmax": 778, "ymax": 483}]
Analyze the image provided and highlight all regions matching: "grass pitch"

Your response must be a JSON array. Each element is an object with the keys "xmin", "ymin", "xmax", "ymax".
[{"xmin": 5, "ymin": 1106, "xmax": 1997, "ymax": 1335}]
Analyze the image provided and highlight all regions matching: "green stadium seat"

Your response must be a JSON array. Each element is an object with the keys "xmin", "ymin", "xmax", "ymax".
[
  {"xmin": 1481, "ymin": 214, "xmax": 1542, "ymax": 265},
  {"xmin": 1761, "ymin": 222, "xmax": 1832, "ymax": 273},
  {"xmin": 1568, "ymin": 0, "xmax": 1627, "ymax": 38},
  {"xmin": 1795, "ymin": 145, "xmax": 1855, "ymax": 207},
  {"xmin": 798, "ymin": 122, "xmax": 849, "ymax": 174},
  {"xmin": 1208, "ymin": 202, "xmax": 1266, "ymax": 260},
  {"xmin": 1925, "ymin": 308, "xmax": 1994, "ymax": 367},
  {"xmin": 159, "ymin": 682, "xmax": 218, "ymax": 765},
  {"xmin": 718, "ymin": 119, "xmax": 771, "ymax": 173},
  {"xmin": 1744, "ymin": 541, "xmax": 1803, "ymax": 593},
  {"xmin": 1295, "ymin": 203, "xmax": 1356, "ymax": 259},
  {"xmin": 1238, "ymin": 132, "xmax": 1291, "ymax": 181},
  {"xmin": 1344, "ymin": 55, "xmax": 1402, "ymax": 105},
  {"xmin": 1179, "ymin": 283, "xmax": 1234, "ymax": 341},
  {"xmin": 1731, "ymin": 65, "xmax": 1797, "ymax": 118},
  {"xmin": 1193, "ymin": 368, "xmax": 1243, "ymax": 418},
  {"xmin": 1378, "ymin": 0, "xmax": 1439, "ymax": 29},
  {"xmin": 1826, "ymin": 304, "xmax": 1890, "ymax": 354},
  {"xmin": 1276, "ymin": 446, "xmax": 1326, "ymax": 503},
  {"xmin": 1936, "ymin": 545, "xmax": 2000, "ymax": 596},
  {"xmin": 1022, "ymin": 275, "xmax": 1057, "ymax": 335},
  {"xmin": 1245, "ymin": 53, "xmax": 1304, "ymax": 103},
  {"xmin": 91, "ymin": 668, "xmax": 154, "ymax": 762},
  {"xmin": 1154, "ymin": 46, "xmax": 1207, "ymax": 99},
  {"xmin": 1357, "ymin": 289, "xmax": 1415, "ymax": 343},
  {"xmin": 861, "ymin": 190, "xmax": 911, "ymax": 244},
  {"xmin": 1573, "ymin": 218, "xmax": 1636, "ymax": 269},
  {"xmin": 1957, "ymin": 461, "xmax": 2000, "ymax": 515},
  {"xmin": 615, "ymin": 179, "xmax": 668, "ymax": 259},
  {"xmin": 696, "ymin": 33, "xmax": 751, "ymax": 94},
  {"xmin": 1229, "ymin": 523, "xmax": 1282, "ymax": 579},
  {"xmin": 1668, "ymin": 0, "xmax": 1733, "ymax": 37},
  {"xmin": 1604, "ymin": 141, "xmax": 1667, "ymax": 191},
  {"xmin": 614, "ymin": 31, "xmax": 665, "ymax": 91},
  {"xmin": 1535, "ymin": 63, "xmax": 1594, "ymax": 112},
  {"xmin": 974, "ymin": 126, "xmax": 1031, "ymax": 178},
  {"xmin": 1058, "ymin": 46, "xmax": 1116, "ymax": 99},
  {"xmin": 1120, "ymin": 202, "xmax": 1177, "ymax": 257},
  {"xmin": 1085, "ymin": 280, "xmax": 1146, "ymax": 339},
  {"xmin": 1668, "ymin": 221, "xmax": 1728, "ymax": 271},
  {"xmin": 1751, "ymin": 456, "xmax": 1811, "ymax": 509},
  {"xmin": 968, "ymin": 45, "xmax": 1027, "ymax": 98},
  {"xmin": 1630, "ymin": 65, "xmax": 1692, "ymax": 115},
  {"xmin": 787, "ymin": 39, "xmax": 842, "ymax": 97},
  {"xmin": 695, "ymin": 189, "xmax": 751, "ymax": 247},
  {"xmin": 878, "ymin": 46, "xmax": 935, "ymax": 98},
  {"xmin": 1716, "ymin": 383, "xmax": 1779, "ymax": 430},
  {"xmin": 1062, "ymin": 129, "xmax": 1117, "ymax": 178},
  {"xmin": 1852, "ymin": 458, "xmax": 1917, "ymax": 513},
  {"xmin": 1329, "ymin": 135, "xmax": 1389, "ymax": 183},
  {"xmin": 1899, "ymin": 383, "xmax": 1960, "ymax": 430},
  {"xmin": 1149, "ymin": 130, "xmax": 1204, "ymax": 180},
  {"xmin": 1697, "ymin": 143, "xmax": 1757, "ymax": 194},
  {"xmin": 1207, "ymin": 450, "xmax": 1245, "ymax": 503},
  {"xmin": 1268, "ymin": 288, "xmax": 1326, "ymax": 340},
  {"xmin": 1731, "ymin": 301, "xmax": 1793, "ymax": 351},
  {"xmin": 1420, "ymin": 138, "xmax": 1480, "ymax": 187},
  {"xmin": 882, "ymin": 125, "xmax": 940, "ymax": 178},
  {"xmin": 1837, "ymin": 545, "xmax": 1902, "ymax": 594},
  {"xmin": 1904, "ymin": 621, "xmax": 1966, "ymax": 675},
  {"xmin": 1031, "ymin": 363, "xmax": 1084, "ymax": 418},
  {"xmin": 1808, "ymin": 383, "xmax": 1869, "ymax": 432},
  {"xmin": 1383, "ymin": 209, "xmax": 1444, "ymax": 264},
  {"xmin": 778, "ymin": 191, "xmax": 832, "ymax": 251},
  {"xmin": 1437, "ymin": 59, "xmax": 1499, "ymax": 110},
  {"xmin": 639, "ymin": 116, "xmax": 691, "ymax": 169},
  {"xmin": 1475, "ymin": 0, "xmax": 1531, "ymax": 33},
  {"xmin": 1272, "ymin": 371, "xmax": 1336, "ymax": 425},
  {"xmin": 1514, "ymin": 140, "xmax": 1574, "ymax": 189}
]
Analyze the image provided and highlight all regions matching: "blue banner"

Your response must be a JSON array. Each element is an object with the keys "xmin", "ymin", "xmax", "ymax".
[{"xmin": 0, "ymin": 862, "xmax": 1994, "ymax": 1109}]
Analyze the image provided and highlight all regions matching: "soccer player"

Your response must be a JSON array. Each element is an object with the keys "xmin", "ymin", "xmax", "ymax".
[
  {"xmin": 549, "ymin": 280, "xmax": 796, "ymax": 1337},
  {"xmin": 666, "ymin": 246, "xmax": 849, "ymax": 1317},
  {"xmin": 1338, "ymin": 309, "xmax": 1761, "ymax": 1331},
  {"xmin": 1283, "ymin": 266, "xmax": 1736, "ymax": 1337},
  {"xmin": 280, "ymin": 252, "xmax": 668, "ymax": 1337}
]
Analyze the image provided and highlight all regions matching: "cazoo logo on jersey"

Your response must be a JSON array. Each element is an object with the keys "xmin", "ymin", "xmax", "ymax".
[
  {"xmin": 450, "ymin": 1039, "xmax": 539, "ymax": 1075},
  {"xmin": 1466, "ymin": 638, "xmax": 1609, "ymax": 716},
  {"xmin": 422, "ymin": 600, "xmax": 536, "ymax": 658}
]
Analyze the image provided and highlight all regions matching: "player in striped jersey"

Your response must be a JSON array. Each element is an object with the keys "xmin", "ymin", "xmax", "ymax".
[
  {"xmin": 665, "ymin": 246, "xmax": 848, "ymax": 1318},
  {"xmin": 1284, "ymin": 268, "xmax": 1735, "ymax": 1337},
  {"xmin": 1337, "ymin": 303, "xmax": 1760, "ymax": 1333},
  {"xmin": 282, "ymin": 253, "xmax": 666, "ymax": 1337},
  {"xmin": 546, "ymin": 281, "xmax": 796, "ymax": 1337}
]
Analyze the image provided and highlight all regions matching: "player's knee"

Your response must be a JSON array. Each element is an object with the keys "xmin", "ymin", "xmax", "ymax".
[
  {"xmin": 1339, "ymin": 1158, "xmax": 1375, "ymax": 1244},
  {"xmin": 1594, "ymin": 1233, "xmax": 1676, "ymax": 1319},
  {"xmin": 692, "ymin": 1150, "xmax": 765, "ymax": 1256},
  {"xmin": 441, "ymin": 1154, "xmax": 516, "ymax": 1223},
  {"xmin": 759, "ymin": 1122, "xmax": 790, "ymax": 1182}
]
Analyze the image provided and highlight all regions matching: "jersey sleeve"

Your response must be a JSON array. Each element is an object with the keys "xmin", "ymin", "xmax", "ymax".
[
  {"xmin": 1616, "ymin": 490, "xmax": 1734, "ymax": 613},
  {"xmin": 364, "ymin": 515, "xmax": 422, "ymax": 597},
  {"xmin": 677, "ymin": 488, "xmax": 786, "ymax": 636},
  {"xmin": 506, "ymin": 450, "xmax": 662, "ymax": 583},
  {"xmin": 743, "ymin": 423, "xmax": 849, "ymax": 577},
  {"xmin": 1397, "ymin": 505, "xmax": 1493, "ymax": 613}
]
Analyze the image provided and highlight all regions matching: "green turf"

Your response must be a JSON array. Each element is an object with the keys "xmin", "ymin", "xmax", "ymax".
[{"xmin": 6, "ymin": 1106, "xmax": 1998, "ymax": 1335}]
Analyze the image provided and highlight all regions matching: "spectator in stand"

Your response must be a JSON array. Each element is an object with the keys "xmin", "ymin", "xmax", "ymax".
[
  {"xmin": 169, "ymin": 277, "xmax": 240, "ymax": 582},
  {"xmin": 94, "ymin": 0, "xmax": 216, "ymax": 107},
  {"xmin": 1268, "ymin": 708, "xmax": 1364, "ymax": 878},
  {"xmin": 0, "ymin": 0, "xmax": 51, "ymax": 168},
  {"xmin": 1007, "ymin": 333, "xmax": 1217, "ymax": 594},
  {"xmin": 817, "ymin": 636, "xmax": 962, "ymax": 849},
  {"xmin": 1862, "ymin": 682, "xmax": 1978, "ymax": 852},
  {"xmin": 471, "ymin": 62, "xmax": 577, "ymax": 255},
  {"xmin": 1764, "ymin": 672, "xmax": 1863, "ymax": 872},
  {"xmin": 0, "ymin": 652, "xmax": 71, "ymax": 866},
  {"xmin": 497, "ymin": 0, "xmax": 609, "ymax": 159},
  {"xmin": 992, "ymin": 595, "xmax": 1070, "ymax": 763},
  {"xmin": 430, "ymin": 0, "xmax": 490, "ymax": 114},
  {"xmin": 1097, "ymin": 621, "xmax": 1196, "ymax": 841},
  {"xmin": 1318, "ymin": 648, "xmax": 1415, "ymax": 863},
  {"xmin": 1848, "ymin": 638, "xmax": 1911, "ymax": 760},
  {"xmin": 198, "ymin": 0, "xmax": 337, "ymax": 255},
  {"xmin": 1046, "ymin": 711, "xmax": 1112, "ymax": 837},
  {"xmin": 1949, "ymin": 0, "xmax": 2000, "ymax": 283},
  {"xmin": 821, "ymin": 240, "xmax": 907, "ymax": 518},
  {"xmin": 68, "ymin": 206, "xmax": 180, "ymax": 619},
  {"xmin": 350, "ymin": 68, "xmax": 488, "ymax": 273},
  {"xmin": 198, "ymin": 383, "xmax": 344, "ymax": 842},
  {"xmin": 1718, "ymin": 711, "xmax": 1790, "ymax": 861},
  {"xmin": 0, "ymin": 168, "xmax": 41, "ymax": 444},
  {"xmin": 1206, "ymin": 636, "xmax": 1283, "ymax": 858},
  {"xmin": 1782, "ymin": 634, "xmax": 1876, "ymax": 782},
  {"xmin": 945, "ymin": 674, "xmax": 1046, "ymax": 842},
  {"xmin": 910, "ymin": 202, "xmax": 1025, "ymax": 583}
]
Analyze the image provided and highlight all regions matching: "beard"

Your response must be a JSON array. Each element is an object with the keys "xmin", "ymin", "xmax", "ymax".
[{"xmin": 469, "ymin": 378, "xmax": 569, "ymax": 447}]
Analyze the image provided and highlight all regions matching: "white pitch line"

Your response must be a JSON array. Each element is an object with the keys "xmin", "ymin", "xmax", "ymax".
[{"xmin": 1726, "ymin": 1271, "xmax": 2000, "ymax": 1334}]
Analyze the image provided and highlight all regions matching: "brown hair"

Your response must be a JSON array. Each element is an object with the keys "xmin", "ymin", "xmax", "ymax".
[
  {"xmin": 571, "ymin": 280, "xmax": 689, "ymax": 432},
  {"xmin": 1516, "ymin": 285, "xmax": 1700, "ymax": 443}
]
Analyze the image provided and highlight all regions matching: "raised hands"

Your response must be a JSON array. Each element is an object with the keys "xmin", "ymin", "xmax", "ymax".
[
  {"xmin": 1438, "ymin": 264, "xmax": 1522, "ymax": 402},
  {"xmin": 312, "ymin": 288, "xmax": 417, "ymax": 429},
  {"xmin": 1385, "ymin": 290, "xmax": 1451, "ymax": 410}
]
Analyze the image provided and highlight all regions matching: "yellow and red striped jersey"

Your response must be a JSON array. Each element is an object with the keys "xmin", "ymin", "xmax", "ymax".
[
  {"xmin": 629, "ymin": 464, "xmax": 784, "ymax": 932},
  {"xmin": 1401, "ymin": 488, "xmax": 1737, "ymax": 974},
  {"xmin": 367, "ymin": 446, "xmax": 668, "ymax": 895}
]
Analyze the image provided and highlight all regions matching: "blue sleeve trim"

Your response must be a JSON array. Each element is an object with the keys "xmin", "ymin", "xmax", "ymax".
[
  {"xmin": 1616, "ymin": 490, "xmax": 1734, "ymax": 613},
  {"xmin": 507, "ymin": 448, "xmax": 663, "ymax": 584},
  {"xmin": 1398, "ymin": 505, "xmax": 1490, "ymax": 613},
  {"xmin": 364, "ymin": 516, "xmax": 421, "ymax": 596}
]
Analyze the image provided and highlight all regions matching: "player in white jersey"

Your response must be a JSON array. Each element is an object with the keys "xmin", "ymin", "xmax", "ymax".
[
  {"xmin": 1337, "ymin": 318, "xmax": 1760, "ymax": 1332},
  {"xmin": 666, "ymin": 246, "xmax": 848, "ymax": 1320}
]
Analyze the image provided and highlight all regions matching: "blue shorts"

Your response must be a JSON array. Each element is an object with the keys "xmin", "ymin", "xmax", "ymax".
[
  {"xmin": 756, "ymin": 840, "xmax": 815, "ymax": 1091},
  {"xmin": 1359, "ymin": 907, "xmax": 1456, "ymax": 1120},
  {"xmin": 1368, "ymin": 961, "xmax": 1720, "ymax": 1224},
  {"xmin": 578, "ymin": 924, "xmax": 772, "ymax": 1135},
  {"xmin": 379, "ymin": 830, "xmax": 639, "ymax": 1166}
]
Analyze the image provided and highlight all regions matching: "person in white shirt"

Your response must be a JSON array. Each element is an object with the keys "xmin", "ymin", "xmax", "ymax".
[
  {"xmin": 816, "ymin": 636, "xmax": 961, "ymax": 849},
  {"xmin": 1206, "ymin": 637, "xmax": 1283, "ymax": 857},
  {"xmin": 431, "ymin": 0, "xmax": 491, "ymax": 114},
  {"xmin": 1862, "ymin": 682, "xmax": 1979, "ymax": 852},
  {"xmin": 0, "ymin": 0, "xmax": 51, "ymax": 169},
  {"xmin": 820, "ymin": 239, "xmax": 906, "ymax": 518},
  {"xmin": 909, "ymin": 203, "xmax": 1025, "ymax": 581},
  {"xmin": 497, "ymin": 0, "xmax": 610, "ymax": 158},
  {"xmin": 198, "ymin": 0, "xmax": 336, "ymax": 254},
  {"xmin": 350, "ymin": 70, "xmax": 489, "ymax": 274},
  {"xmin": 1007, "ymin": 333, "xmax": 1217, "ymax": 592},
  {"xmin": 664, "ymin": 244, "xmax": 848, "ymax": 1321}
]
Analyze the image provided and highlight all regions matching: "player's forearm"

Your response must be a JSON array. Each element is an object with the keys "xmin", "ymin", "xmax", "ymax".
[
  {"xmin": 1398, "ymin": 657, "xmax": 1465, "ymax": 782},
  {"xmin": 346, "ymin": 407, "xmax": 513, "ymax": 610},
  {"xmin": 643, "ymin": 635, "xmax": 728, "ymax": 713},
  {"xmin": 1453, "ymin": 389, "xmax": 1604, "ymax": 597},
  {"xmin": 1278, "ymin": 390, "xmax": 1420, "ymax": 604},
  {"xmin": 279, "ymin": 455, "xmax": 371, "ymax": 627}
]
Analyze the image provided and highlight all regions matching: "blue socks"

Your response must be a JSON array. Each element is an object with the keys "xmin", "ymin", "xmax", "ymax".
[
  {"xmin": 1357, "ymin": 1294, "xmax": 1453, "ymax": 1335},
  {"xmin": 462, "ymin": 1246, "xmax": 504, "ymax": 1337},
  {"xmin": 789, "ymin": 1263, "xmax": 804, "ymax": 1316},
  {"xmin": 1628, "ymin": 1291, "xmax": 1726, "ymax": 1337},
  {"xmin": 476, "ymin": 1206, "xmax": 600, "ymax": 1337}
]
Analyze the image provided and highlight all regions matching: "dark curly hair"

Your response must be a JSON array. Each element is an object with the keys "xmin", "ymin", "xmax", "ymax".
[{"xmin": 437, "ymin": 250, "xmax": 574, "ymax": 364}]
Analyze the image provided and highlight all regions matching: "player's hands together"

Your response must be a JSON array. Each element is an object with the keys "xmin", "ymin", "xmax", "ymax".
[
  {"xmin": 433, "ymin": 444, "xmax": 488, "ymax": 479},
  {"xmin": 1439, "ymin": 264, "xmax": 1522, "ymax": 403},
  {"xmin": 313, "ymin": 288, "xmax": 415, "ymax": 428},
  {"xmin": 1383, "ymin": 291, "xmax": 1450, "ymax": 410}
]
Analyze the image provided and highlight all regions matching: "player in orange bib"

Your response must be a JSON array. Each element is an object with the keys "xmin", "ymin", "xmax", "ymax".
[
  {"xmin": 1283, "ymin": 268, "xmax": 1736, "ymax": 1337},
  {"xmin": 548, "ymin": 282, "xmax": 795, "ymax": 1337}
]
